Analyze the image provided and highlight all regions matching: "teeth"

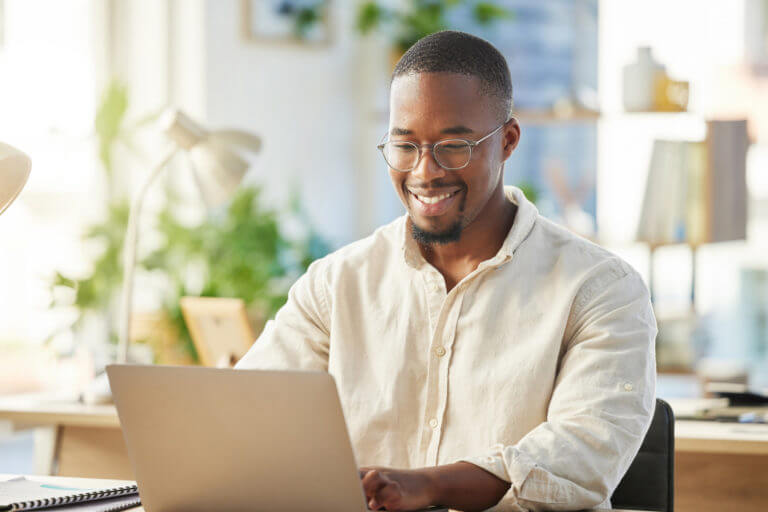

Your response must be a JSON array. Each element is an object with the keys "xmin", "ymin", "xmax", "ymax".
[{"xmin": 414, "ymin": 192, "xmax": 452, "ymax": 204}]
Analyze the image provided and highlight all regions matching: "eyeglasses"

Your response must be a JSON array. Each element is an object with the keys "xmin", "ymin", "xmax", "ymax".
[{"xmin": 377, "ymin": 122, "xmax": 507, "ymax": 172}]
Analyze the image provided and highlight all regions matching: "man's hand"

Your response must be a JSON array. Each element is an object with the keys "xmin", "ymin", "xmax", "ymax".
[
  {"xmin": 359, "ymin": 462, "xmax": 510, "ymax": 511},
  {"xmin": 359, "ymin": 466, "xmax": 436, "ymax": 511}
]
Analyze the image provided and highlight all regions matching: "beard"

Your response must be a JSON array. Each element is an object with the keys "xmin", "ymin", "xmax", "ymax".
[{"xmin": 410, "ymin": 218, "xmax": 464, "ymax": 245}]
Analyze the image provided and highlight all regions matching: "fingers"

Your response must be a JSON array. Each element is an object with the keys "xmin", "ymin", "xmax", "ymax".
[
  {"xmin": 359, "ymin": 466, "xmax": 378, "ymax": 479},
  {"xmin": 372, "ymin": 481, "xmax": 403, "ymax": 510},
  {"xmin": 362, "ymin": 469, "xmax": 388, "ymax": 496},
  {"xmin": 361, "ymin": 470, "xmax": 403, "ymax": 511}
]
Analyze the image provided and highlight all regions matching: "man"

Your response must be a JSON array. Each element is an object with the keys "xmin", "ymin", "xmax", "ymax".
[{"xmin": 236, "ymin": 31, "xmax": 656, "ymax": 512}]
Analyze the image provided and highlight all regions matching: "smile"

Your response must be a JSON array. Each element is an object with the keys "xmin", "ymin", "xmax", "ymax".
[
  {"xmin": 413, "ymin": 191, "xmax": 456, "ymax": 204},
  {"xmin": 407, "ymin": 188, "xmax": 462, "ymax": 216}
]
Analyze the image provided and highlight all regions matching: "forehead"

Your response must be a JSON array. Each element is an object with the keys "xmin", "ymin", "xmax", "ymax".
[{"xmin": 389, "ymin": 72, "xmax": 497, "ymax": 131}]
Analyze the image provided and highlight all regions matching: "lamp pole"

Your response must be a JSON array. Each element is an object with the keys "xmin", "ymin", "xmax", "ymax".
[{"xmin": 116, "ymin": 147, "xmax": 178, "ymax": 364}]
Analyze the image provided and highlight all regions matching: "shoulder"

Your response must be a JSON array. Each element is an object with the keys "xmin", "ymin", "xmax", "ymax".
[
  {"xmin": 523, "ymin": 215, "xmax": 646, "ymax": 301},
  {"xmin": 304, "ymin": 215, "xmax": 406, "ymax": 283}
]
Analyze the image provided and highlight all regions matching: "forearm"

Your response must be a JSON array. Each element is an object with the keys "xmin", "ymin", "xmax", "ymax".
[{"xmin": 425, "ymin": 462, "xmax": 510, "ymax": 512}]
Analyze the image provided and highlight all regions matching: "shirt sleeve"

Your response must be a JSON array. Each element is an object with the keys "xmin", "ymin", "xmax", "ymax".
[
  {"xmin": 461, "ymin": 262, "xmax": 657, "ymax": 512},
  {"xmin": 235, "ymin": 258, "xmax": 331, "ymax": 372}
]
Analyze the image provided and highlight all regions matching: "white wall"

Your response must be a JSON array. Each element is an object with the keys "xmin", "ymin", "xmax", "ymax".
[{"xmin": 192, "ymin": 0, "xmax": 391, "ymax": 246}]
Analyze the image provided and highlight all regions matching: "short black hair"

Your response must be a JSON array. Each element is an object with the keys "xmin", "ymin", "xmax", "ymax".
[{"xmin": 392, "ymin": 30, "xmax": 513, "ymax": 122}]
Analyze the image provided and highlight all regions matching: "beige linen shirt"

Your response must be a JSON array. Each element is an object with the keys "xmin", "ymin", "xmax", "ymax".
[{"xmin": 236, "ymin": 186, "xmax": 657, "ymax": 511}]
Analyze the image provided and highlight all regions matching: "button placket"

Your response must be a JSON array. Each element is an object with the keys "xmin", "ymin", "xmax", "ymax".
[{"xmin": 424, "ymin": 288, "xmax": 466, "ymax": 465}]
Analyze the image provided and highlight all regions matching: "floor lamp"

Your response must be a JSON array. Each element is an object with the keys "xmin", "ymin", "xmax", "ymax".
[{"xmin": 0, "ymin": 142, "xmax": 31, "ymax": 215}]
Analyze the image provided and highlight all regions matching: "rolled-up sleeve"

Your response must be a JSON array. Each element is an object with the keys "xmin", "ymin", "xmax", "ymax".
[
  {"xmin": 235, "ymin": 258, "xmax": 331, "ymax": 372},
  {"xmin": 462, "ymin": 264, "xmax": 657, "ymax": 511}
]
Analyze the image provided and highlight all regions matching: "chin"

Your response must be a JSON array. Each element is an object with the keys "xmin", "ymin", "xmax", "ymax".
[{"xmin": 410, "ymin": 217, "xmax": 463, "ymax": 245}]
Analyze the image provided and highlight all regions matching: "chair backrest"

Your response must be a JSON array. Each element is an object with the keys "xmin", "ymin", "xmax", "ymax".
[{"xmin": 611, "ymin": 398, "xmax": 675, "ymax": 512}]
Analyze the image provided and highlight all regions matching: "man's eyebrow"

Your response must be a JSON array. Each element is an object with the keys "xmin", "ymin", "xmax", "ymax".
[
  {"xmin": 389, "ymin": 125, "xmax": 475, "ymax": 136},
  {"xmin": 390, "ymin": 127, "xmax": 412, "ymax": 136},
  {"xmin": 441, "ymin": 125, "xmax": 474, "ymax": 135}
]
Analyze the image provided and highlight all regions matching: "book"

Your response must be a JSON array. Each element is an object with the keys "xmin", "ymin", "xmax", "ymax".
[
  {"xmin": 30, "ymin": 495, "xmax": 140, "ymax": 512},
  {"xmin": 705, "ymin": 119, "xmax": 749, "ymax": 243},
  {"xmin": 0, "ymin": 477, "xmax": 139, "ymax": 512},
  {"xmin": 636, "ymin": 119, "xmax": 749, "ymax": 246}
]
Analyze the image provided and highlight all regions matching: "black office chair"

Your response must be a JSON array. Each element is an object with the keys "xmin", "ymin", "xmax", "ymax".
[{"xmin": 611, "ymin": 398, "xmax": 675, "ymax": 512}]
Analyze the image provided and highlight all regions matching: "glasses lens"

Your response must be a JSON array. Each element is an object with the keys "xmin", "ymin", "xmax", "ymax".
[
  {"xmin": 381, "ymin": 141, "xmax": 419, "ymax": 171},
  {"xmin": 435, "ymin": 140, "xmax": 472, "ymax": 169}
]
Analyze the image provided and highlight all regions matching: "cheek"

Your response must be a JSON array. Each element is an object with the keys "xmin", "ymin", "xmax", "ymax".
[{"xmin": 388, "ymin": 171, "xmax": 407, "ymax": 197}]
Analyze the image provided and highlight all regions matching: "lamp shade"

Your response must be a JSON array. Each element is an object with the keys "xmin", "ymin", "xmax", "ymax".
[
  {"xmin": 0, "ymin": 142, "xmax": 31, "ymax": 216},
  {"xmin": 161, "ymin": 110, "xmax": 261, "ymax": 207}
]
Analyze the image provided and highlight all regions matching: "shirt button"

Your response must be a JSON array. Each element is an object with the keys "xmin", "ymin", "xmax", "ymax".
[
  {"xmin": 623, "ymin": 382, "xmax": 634, "ymax": 391},
  {"xmin": 434, "ymin": 346, "xmax": 446, "ymax": 357},
  {"xmin": 428, "ymin": 418, "xmax": 439, "ymax": 429}
]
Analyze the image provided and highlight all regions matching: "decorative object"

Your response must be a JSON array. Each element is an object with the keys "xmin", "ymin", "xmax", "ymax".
[
  {"xmin": 180, "ymin": 297, "xmax": 256, "ymax": 367},
  {"xmin": 622, "ymin": 46, "xmax": 689, "ymax": 112},
  {"xmin": 0, "ymin": 141, "xmax": 31, "ymax": 216},
  {"xmin": 117, "ymin": 110, "xmax": 262, "ymax": 364},
  {"xmin": 622, "ymin": 47, "xmax": 666, "ymax": 112},
  {"xmin": 241, "ymin": 0, "xmax": 331, "ymax": 45}
]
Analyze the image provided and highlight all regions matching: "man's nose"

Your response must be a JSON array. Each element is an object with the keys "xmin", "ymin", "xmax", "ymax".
[{"xmin": 411, "ymin": 147, "xmax": 446, "ymax": 182}]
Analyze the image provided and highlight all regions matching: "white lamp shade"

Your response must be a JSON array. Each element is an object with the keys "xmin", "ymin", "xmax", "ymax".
[
  {"xmin": 162, "ymin": 110, "xmax": 259, "ymax": 207},
  {"xmin": 188, "ymin": 139, "xmax": 249, "ymax": 207},
  {"xmin": 0, "ymin": 142, "xmax": 32, "ymax": 216}
]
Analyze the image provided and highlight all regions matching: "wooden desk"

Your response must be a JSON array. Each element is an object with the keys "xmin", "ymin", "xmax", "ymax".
[
  {"xmin": 0, "ymin": 474, "xmax": 644, "ymax": 512},
  {"xmin": 2, "ymin": 397, "xmax": 768, "ymax": 511},
  {"xmin": 0, "ymin": 395, "xmax": 131, "ymax": 479},
  {"xmin": 673, "ymin": 419, "xmax": 768, "ymax": 512}
]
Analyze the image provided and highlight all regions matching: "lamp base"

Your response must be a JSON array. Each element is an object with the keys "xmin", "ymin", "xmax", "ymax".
[
  {"xmin": 81, "ymin": 371, "xmax": 113, "ymax": 405},
  {"xmin": 81, "ymin": 343, "xmax": 154, "ymax": 405}
]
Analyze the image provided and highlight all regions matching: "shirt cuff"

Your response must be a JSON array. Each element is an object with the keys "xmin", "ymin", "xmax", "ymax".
[
  {"xmin": 459, "ymin": 445, "xmax": 540, "ymax": 509},
  {"xmin": 460, "ymin": 452, "xmax": 509, "ymax": 483}
]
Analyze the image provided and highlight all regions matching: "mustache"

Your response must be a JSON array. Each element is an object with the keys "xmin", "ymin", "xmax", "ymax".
[{"xmin": 404, "ymin": 180, "xmax": 466, "ymax": 190}]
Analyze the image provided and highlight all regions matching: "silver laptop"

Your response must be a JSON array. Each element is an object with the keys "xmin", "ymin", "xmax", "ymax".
[{"xmin": 107, "ymin": 364, "xmax": 445, "ymax": 512}]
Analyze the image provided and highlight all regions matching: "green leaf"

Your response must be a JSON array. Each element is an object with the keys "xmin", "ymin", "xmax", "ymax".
[
  {"xmin": 94, "ymin": 81, "xmax": 129, "ymax": 176},
  {"xmin": 356, "ymin": 2, "xmax": 385, "ymax": 34},
  {"xmin": 473, "ymin": 3, "xmax": 514, "ymax": 25}
]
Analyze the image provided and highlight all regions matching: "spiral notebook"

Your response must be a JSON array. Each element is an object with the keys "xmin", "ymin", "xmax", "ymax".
[{"xmin": 0, "ymin": 477, "xmax": 139, "ymax": 512}]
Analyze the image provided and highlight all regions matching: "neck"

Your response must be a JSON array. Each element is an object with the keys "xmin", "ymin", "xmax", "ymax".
[{"xmin": 416, "ymin": 185, "xmax": 516, "ymax": 288}]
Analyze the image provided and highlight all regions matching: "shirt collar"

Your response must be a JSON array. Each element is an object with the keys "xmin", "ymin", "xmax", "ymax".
[{"xmin": 400, "ymin": 185, "xmax": 539, "ymax": 269}]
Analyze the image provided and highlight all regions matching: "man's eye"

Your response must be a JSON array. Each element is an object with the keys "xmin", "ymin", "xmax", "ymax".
[
  {"xmin": 393, "ymin": 144, "xmax": 415, "ymax": 151},
  {"xmin": 442, "ymin": 144, "xmax": 467, "ymax": 150}
]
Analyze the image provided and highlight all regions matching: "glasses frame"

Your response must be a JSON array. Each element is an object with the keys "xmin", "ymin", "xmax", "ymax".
[{"xmin": 377, "ymin": 121, "xmax": 509, "ymax": 172}]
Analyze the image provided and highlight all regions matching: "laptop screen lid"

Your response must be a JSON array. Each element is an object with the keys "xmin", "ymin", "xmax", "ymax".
[{"xmin": 107, "ymin": 364, "xmax": 367, "ymax": 512}]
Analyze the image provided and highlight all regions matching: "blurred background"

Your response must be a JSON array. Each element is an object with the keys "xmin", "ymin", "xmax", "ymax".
[{"xmin": 0, "ymin": 0, "xmax": 767, "ymax": 502}]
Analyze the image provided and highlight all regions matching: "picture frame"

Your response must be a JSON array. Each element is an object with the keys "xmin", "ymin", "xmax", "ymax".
[
  {"xmin": 240, "ymin": 0, "xmax": 332, "ymax": 46},
  {"xmin": 180, "ymin": 297, "xmax": 256, "ymax": 367}
]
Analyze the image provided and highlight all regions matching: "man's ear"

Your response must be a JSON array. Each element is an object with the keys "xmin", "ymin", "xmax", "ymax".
[{"xmin": 502, "ymin": 118, "xmax": 521, "ymax": 158}]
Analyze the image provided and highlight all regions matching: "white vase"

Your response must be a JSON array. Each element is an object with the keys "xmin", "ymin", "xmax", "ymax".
[{"xmin": 623, "ymin": 47, "xmax": 665, "ymax": 112}]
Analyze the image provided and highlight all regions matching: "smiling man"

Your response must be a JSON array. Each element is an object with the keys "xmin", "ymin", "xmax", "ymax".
[{"xmin": 236, "ymin": 31, "xmax": 656, "ymax": 511}]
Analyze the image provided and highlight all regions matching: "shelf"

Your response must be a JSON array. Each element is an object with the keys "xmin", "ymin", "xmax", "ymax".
[{"xmin": 514, "ymin": 107, "xmax": 600, "ymax": 124}]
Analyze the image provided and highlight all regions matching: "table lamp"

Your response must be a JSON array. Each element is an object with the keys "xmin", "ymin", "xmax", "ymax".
[
  {"xmin": 0, "ymin": 141, "xmax": 32, "ymax": 216},
  {"xmin": 117, "ymin": 110, "xmax": 262, "ymax": 364}
]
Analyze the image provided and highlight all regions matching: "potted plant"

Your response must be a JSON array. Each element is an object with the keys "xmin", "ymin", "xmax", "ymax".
[{"xmin": 356, "ymin": 0, "xmax": 513, "ymax": 67}]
